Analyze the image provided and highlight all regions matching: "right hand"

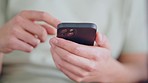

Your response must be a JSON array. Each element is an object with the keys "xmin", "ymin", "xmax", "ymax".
[{"xmin": 0, "ymin": 10, "xmax": 60, "ymax": 53}]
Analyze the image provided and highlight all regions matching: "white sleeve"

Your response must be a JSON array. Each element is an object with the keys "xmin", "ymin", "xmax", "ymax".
[
  {"xmin": 122, "ymin": 0, "xmax": 148, "ymax": 53},
  {"xmin": 0, "ymin": 0, "xmax": 8, "ymax": 26}
]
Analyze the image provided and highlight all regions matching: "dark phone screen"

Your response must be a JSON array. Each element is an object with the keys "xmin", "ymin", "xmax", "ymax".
[{"xmin": 57, "ymin": 27, "xmax": 96, "ymax": 46}]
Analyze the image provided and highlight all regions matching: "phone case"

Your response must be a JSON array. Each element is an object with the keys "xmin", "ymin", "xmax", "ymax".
[{"xmin": 57, "ymin": 23, "xmax": 97, "ymax": 46}]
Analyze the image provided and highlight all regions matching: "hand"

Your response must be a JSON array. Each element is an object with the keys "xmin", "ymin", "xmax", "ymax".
[
  {"xmin": 0, "ymin": 10, "xmax": 60, "ymax": 53},
  {"xmin": 50, "ymin": 33, "xmax": 123, "ymax": 82}
]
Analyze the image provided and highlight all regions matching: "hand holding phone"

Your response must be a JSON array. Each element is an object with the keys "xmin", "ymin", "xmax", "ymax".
[{"xmin": 57, "ymin": 23, "xmax": 97, "ymax": 46}]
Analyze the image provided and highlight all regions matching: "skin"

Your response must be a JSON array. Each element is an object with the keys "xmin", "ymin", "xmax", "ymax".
[
  {"xmin": 50, "ymin": 33, "xmax": 147, "ymax": 83},
  {"xmin": 0, "ymin": 10, "xmax": 60, "ymax": 72},
  {"xmin": 0, "ymin": 10, "xmax": 147, "ymax": 82},
  {"xmin": 0, "ymin": 10, "xmax": 60, "ymax": 53}
]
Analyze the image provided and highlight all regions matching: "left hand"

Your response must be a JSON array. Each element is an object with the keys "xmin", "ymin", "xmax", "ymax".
[{"xmin": 50, "ymin": 33, "xmax": 120, "ymax": 82}]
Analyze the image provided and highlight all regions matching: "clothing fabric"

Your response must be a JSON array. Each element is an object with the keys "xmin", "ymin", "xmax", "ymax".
[{"xmin": 0, "ymin": 0, "xmax": 147, "ymax": 83}]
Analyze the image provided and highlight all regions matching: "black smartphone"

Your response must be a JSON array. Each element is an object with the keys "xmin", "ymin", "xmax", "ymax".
[{"xmin": 57, "ymin": 23, "xmax": 97, "ymax": 46}]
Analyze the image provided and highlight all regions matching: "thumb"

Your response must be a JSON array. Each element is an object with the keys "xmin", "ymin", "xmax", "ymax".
[{"xmin": 95, "ymin": 32, "xmax": 111, "ymax": 50}]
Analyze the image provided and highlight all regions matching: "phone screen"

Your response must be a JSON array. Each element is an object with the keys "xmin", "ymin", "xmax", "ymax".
[{"xmin": 57, "ymin": 23, "xmax": 97, "ymax": 46}]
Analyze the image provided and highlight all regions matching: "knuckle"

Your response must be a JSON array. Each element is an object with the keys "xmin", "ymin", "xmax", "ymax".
[
  {"xmin": 6, "ymin": 49, "xmax": 13, "ymax": 53},
  {"xmin": 13, "ymin": 15, "xmax": 23, "ymax": 25},
  {"xmin": 74, "ymin": 78, "xmax": 83, "ymax": 83},
  {"xmin": 84, "ymin": 61, "xmax": 97, "ymax": 72},
  {"xmin": 92, "ymin": 55, "xmax": 98, "ymax": 61},
  {"xmin": 73, "ymin": 47, "xmax": 81, "ymax": 54},
  {"xmin": 39, "ymin": 28, "xmax": 47, "ymax": 41},
  {"xmin": 3, "ymin": 48, "xmax": 13, "ymax": 54},
  {"xmin": 42, "ymin": 28, "xmax": 47, "ymax": 36},
  {"xmin": 40, "ymin": 12, "xmax": 48, "ymax": 19},
  {"xmin": 39, "ymin": 28, "xmax": 46, "ymax": 36},
  {"xmin": 10, "ymin": 27, "xmax": 19, "ymax": 36},
  {"xmin": 80, "ymin": 72, "xmax": 88, "ymax": 77},
  {"xmin": 86, "ymin": 64, "xmax": 96, "ymax": 72},
  {"xmin": 66, "ymin": 55, "xmax": 73, "ymax": 61},
  {"xmin": 63, "ymin": 54, "xmax": 71, "ymax": 60},
  {"xmin": 7, "ymin": 37, "xmax": 15, "ymax": 48},
  {"xmin": 63, "ymin": 54, "xmax": 73, "ymax": 62}
]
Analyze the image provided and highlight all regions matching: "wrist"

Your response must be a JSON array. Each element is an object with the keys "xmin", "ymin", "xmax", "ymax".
[
  {"xmin": 111, "ymin": 59, "xmax": 143, "ymax": 82},
  {"xmin": 121, "ymin": 63, "xmax": 147, "ymax": 82}
]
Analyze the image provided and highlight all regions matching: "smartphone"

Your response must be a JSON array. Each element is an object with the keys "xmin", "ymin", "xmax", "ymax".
[{"xmin": 57, "ymin": 23, "xmax": 97, "ymax": 46}]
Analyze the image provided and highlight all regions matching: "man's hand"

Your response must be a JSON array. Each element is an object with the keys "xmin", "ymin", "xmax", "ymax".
[
  {"xmin": 50, "ymin": 32, "xmax": 147, "ymax": 82},
  {"xmin": 0, "ymin": 10, "xmax": 60, "ymax": 53},
  {"xmin": 50, "ymin": 33, "xmax": 117, "ymax": 82}
]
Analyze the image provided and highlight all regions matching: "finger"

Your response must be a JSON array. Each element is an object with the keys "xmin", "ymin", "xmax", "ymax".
[
  {"xmin": 95, "ymin": 32, "xmax": 111, "ymax": 50},
  {"xmin": 82, "ymin": 76, "xmax": 99, "ymax": 83},
  {"xmin": 51, "ymin": 47, "xmax": 81, "ymax": 81},
  {"xmin": 1, "ymin": 48, "xmax": 13, "ymax": 54},
  {"xmin": 58, "ymin": 58, "xmax": 89, "ymax": 77},
  {"xmin": 50, "ymin": 47, "xmax": 62, "ymax": 69},
  {"xmin": 50, "ymin": 37, "xmax": 100, "ymax": 60},
  {"xmin": 19, "ymin": 10, "xmax": 61, "ymax": 28},
  {"xmin": 51, "ymin": 44, "xmax": 89, "ymax": 77},
  {"xmin": 59, "ymin": 65, "xmax": 83, "ymax": 83},
  {"xmin": 50, "ymin": 44, "xmax": 96, "ymax": 72},
  {"xmin": 18, "ymin": 16, "xmax": 48, "ymax": 42},
  {"xmin": 15, "ymin": 27, "xmax": 40, "ymax": 47},
  {"xmin": 10, "ymin": 37, "xmax": 34, "ymax": 52},
  {"xmin": 41, "ymin": 24, "xmax": 56, "ymax": 35}
]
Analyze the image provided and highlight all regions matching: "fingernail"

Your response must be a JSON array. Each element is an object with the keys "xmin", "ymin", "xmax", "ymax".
[
  {"xmin": 31, "ymin": 46, "xmax": 34, "ymax": 50},
  {"xmin": 36, "ymin": 39, "xmax": 40, "ymax": 44}
]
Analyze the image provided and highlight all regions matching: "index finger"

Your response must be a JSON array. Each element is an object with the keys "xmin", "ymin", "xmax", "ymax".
[
  {"xmin": 50, "ymin": 37, "xmax": 100, "ymax": 60},
  {"xmin": 19, "ymin": 10, "xmax": 61, "ymax": 28}
]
